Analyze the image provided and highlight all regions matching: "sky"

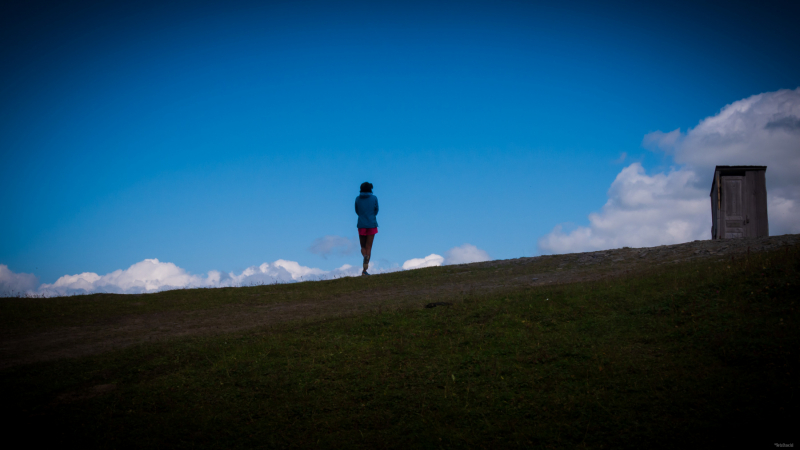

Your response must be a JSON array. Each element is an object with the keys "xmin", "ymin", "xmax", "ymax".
[{"xmin": 1, "ymin": 0, "xmax": 799, "ymax": 295}]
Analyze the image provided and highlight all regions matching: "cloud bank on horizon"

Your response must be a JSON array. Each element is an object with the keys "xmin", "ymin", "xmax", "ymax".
[
  {"xmin": 1, "ymin": 243, "xmax": 490, "ymax": 297},
  {"xmin": 538, "ymin": 88, "xmax": 800, "ymax": 254},
  {"xmin": 0, "ymin": 264, "xmax": 38, "ymax": 295},
  {"xmin": 444, "ymin": 244, "xmax": 491, "ymax": 265},
  {"xmin": 400, "ymin": 243, "xmax": 491, "ymax": 270}
]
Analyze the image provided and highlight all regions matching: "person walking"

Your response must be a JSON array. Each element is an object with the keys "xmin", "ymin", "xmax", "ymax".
[{"xmin": 355, "ymin": 182, "xmax": 379, "ymax": 276}]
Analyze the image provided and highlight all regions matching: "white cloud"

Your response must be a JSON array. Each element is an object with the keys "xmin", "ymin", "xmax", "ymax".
[
  {"xmin": 538, "ymin": 163, "xmax": 709, "ymax": 253},
  {"xmin": 768, "ymin": 196, "xmax": 800, "ymax": 234},
  {"xmin": 670, "ymin": 88, "xmax": 800, "ymax": 235},
  {"xmin": 444, "ymin": 244, "xmax": 490, "ymax": 265},
  {"xmin": 642, "ymin": 128, "xmax": 682, "ymax": 152},
  {"xmin": 0, "ymin": 264, "xmax": 39, "ymax": 295},
  {"xmin": 20, "ymin": 257, "xmax": 400, "ymax": 297},
  {"xmin": 38, "ymin": 259, "xmax": 212, "ymax": 296},
  {"xmin": 6, "ymin": 248, "xmax": 487, "ymax": 297},
  {"xmin": 402, "ymin": 254, "xmax": 444, "ymax": 270},
  {"xmin": 539, "ymin": 88, "xmax": 800, "ymax": 253},
  {"xmin": 272, "ymin": 260, "xmax": 327, "ymax": 280},
  {"xmin": 308, "ymin": 235, "xmax": 358, "ymax": 258},
  {"xmin": 672, "ymin": 89, "xmax": 800, "ymax": 178}
]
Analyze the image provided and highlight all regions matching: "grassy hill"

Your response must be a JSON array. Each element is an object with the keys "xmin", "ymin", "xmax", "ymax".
[{"xmin": 2, "ymin": 236, "xmax": 798, "ymax": 448}]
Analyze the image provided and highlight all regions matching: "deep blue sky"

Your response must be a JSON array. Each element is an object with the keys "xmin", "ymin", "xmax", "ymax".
[{"xmin": 2, "ymin": 0, "xmax": 799, "ymax": 283}]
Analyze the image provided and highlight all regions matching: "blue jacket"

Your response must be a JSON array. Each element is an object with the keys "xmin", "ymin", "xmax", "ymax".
[{"xmin": 355, "ymin": 192, "xmax": 379, "ymax": 228}]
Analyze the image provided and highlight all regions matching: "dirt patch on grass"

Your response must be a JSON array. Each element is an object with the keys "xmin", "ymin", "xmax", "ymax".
[{"xmin": 1, "ymin": 235, "xmax": 797, "ymax": 369}]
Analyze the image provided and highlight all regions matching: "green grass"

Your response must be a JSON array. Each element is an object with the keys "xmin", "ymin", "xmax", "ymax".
[{"xmin": 2, "ymin": 247, "xmax": 798, "ymax": 448}]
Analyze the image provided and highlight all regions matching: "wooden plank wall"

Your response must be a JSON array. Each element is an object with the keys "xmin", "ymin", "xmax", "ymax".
[
  {"xmin": 753, "ymin": 170, "xmax": 769, "ymax": 237},
  {"xmin": 745, "ymin": 172, "xmax": 756, "ymax": 238},
  {"xmin": 710, "ymin": 173, "xmax": 719, "ymax": 239},
  {"xmin": 710, "ymin": 168, "xmax": 767, "ymax": 239}
]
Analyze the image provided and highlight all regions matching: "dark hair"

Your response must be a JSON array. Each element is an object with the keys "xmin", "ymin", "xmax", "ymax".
[{"xmin": 360, "ymin": 182, "xmax": 373, "ymax": 193}]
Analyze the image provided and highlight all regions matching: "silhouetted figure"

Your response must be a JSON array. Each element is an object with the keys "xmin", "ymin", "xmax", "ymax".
[{"xmin": 355, "ymin": 182, "xmax": 379, "ymax": 276}]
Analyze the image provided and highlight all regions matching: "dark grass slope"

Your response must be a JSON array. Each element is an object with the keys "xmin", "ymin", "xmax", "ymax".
[{"xmin": 2, "ymin": 246, "xmax": 799, "ymax": 449}]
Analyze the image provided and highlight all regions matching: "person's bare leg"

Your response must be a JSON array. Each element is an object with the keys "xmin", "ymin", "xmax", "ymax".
[
  {"xmin": 361, "ymin": 248, "xmax": 368, "ymax": 273},
  {"xmin": 365, "ymin": 234, "xmax": 375, "ymax": 260},
  {"xmin": 361, "ymin": 234, "xmax": 375, "ymax": 274},
  {"xmin": 359, "ymin": 234, "xmax": 369, "ymax": 274}
]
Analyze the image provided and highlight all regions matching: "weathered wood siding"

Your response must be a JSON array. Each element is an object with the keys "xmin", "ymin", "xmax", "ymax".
[
  {"xmin": 710, "ymin": 180, "xmax": 719, "ymax": 239},
  {"xmin": 710, "ymin": 166, "xmax": 768, "ymax": 240},
  {"xmin": 751, "ymin": 170, "xmax": 769, "ymax": 237},
  {"xmin": 722, "ymin": 176, "xmax": 745, "ymax": 238}
]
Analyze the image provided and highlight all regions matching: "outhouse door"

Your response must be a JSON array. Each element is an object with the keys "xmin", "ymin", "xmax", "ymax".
[{"xmin": 722, "ymin": 176, "xmax": 746, "ymax": 238}]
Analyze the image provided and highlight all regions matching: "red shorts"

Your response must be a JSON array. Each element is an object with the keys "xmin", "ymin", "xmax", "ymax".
[{"xmin": 358, "ymin": 227, "xmax": 378, "ymax": 236}]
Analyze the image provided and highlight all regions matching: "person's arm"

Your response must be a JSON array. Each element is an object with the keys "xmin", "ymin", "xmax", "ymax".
[
  {"xmin": 355, "ymin": 199, "xmax": 359, "ymax": 215},
  {"xmin": 374, "ymin": 197, "xmax": 379, "ymax": 215}
]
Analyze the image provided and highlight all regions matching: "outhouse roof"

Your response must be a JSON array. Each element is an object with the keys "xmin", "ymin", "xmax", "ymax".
[
  {"xmin": 710, "ymin": 165, "xmax": 767, "ymax": 195},
  {"xmin": 713, "ymin": 165, "xmax": 767, "ymax": 172}
]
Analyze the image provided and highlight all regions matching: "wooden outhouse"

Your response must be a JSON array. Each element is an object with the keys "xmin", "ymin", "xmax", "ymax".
[{"xmin": 710, "ymin": 165, "xmax": 768, "ymax": 239}]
